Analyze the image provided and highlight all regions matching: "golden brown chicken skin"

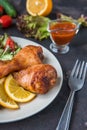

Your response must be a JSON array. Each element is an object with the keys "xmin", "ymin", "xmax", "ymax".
[
  {"xmin": 13, "ymin": 64, "xmax": 57, "ymax": 94},
  {"xmin": 0, "ymin": 45, "xmax": 44, "ymax": 78}
]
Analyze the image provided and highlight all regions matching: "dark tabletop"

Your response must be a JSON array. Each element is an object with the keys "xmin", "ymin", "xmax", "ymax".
[{"xmin": 0, "ymin": 0, "xmax": 87, "ymax": 130}]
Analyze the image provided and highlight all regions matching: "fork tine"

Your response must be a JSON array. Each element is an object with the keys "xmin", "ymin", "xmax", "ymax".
[
  {"xmin": 82, "ymin": 62, "xmax": 87, "ymax": 81},
  {"xmin": 71, "ymin": 59, "xmax": 79, "ymax": 76},
  {"xmin": 78, "ymin": 61, "xmax": 85, "ymax": 79},
  {"xmin": 74, "ymin": 61, "xmax": 81, "ymax": 77}
]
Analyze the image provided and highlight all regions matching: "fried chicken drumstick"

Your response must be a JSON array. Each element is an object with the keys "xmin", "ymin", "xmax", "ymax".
[
  {"xmin": 0, "ymin": 45, "xmax": 44, "ymax": 78},
  {"xmin": 13, "ymin": 64, "xmax": 57, "ymax": 94}
]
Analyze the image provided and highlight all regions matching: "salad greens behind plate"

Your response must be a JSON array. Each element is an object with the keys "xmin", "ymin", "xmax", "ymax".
[
  {"xmin": 0, "ymin": 33, "xmax": 21, "ymax": 61},
  {"xmin": 16, "ymin": 15, "xmax": 51, "ymax": 40}
]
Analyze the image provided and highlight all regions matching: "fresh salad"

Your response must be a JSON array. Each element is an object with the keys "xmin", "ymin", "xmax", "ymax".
[
  {"xmin": 0, "ymin": 33, "xmax": 21, "ymax": 60},
  {"xmin": 17, "ymin": 15, "xmax": 51, "ymax": 40}
]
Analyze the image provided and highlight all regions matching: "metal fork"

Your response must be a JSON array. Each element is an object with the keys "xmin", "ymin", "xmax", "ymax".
[{"xmin": 56, "ymin": 59, "xmax": 87, "ymax": 130}]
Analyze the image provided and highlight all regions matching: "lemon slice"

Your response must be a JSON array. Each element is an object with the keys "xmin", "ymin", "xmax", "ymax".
[
  {"xmin": 26, "ymin": 0, "xmax": 53, "ymax": 16},
  {"xmin": 4, "ymin": 75, "xmax": 36, "ymax": 103},
  {"xmin": 0, "ymin": 77, "xmax": 6, "ymax": 84},
  {"xmin": 0, "ymin": 78, "xmax": 18, "ymax": 109}
]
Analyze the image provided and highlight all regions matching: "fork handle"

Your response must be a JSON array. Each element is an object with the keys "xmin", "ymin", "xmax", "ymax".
[{"xmin": 56, "ymin": 91, "xmax": 75, "ymax": 130}]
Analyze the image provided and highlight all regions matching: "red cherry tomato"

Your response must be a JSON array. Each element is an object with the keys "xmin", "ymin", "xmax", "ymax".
[
  {"xmin": 0, "ymin": 15, "xmax": 12, "ymax": 28},
  {"xmin": 6, "ymin": 37, "xmax": 15, "ymax": 51}
]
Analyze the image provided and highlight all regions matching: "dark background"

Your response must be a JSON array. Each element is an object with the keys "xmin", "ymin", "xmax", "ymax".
[
  {"xmin": 53, "ymin": 0, "xmax": 87, "ymax": 17},
  {"xmin": 0, "ymin": 0, "xmax": 87, "ymax": 130}
]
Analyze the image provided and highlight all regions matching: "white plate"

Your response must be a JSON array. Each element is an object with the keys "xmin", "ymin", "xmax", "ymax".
[{"xmin": 0, "ymin": 37, "xmax": 63, "ymax": 123}]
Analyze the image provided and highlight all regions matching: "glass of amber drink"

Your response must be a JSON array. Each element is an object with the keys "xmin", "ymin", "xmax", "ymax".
[{"xmin": 47, "ymin": 19, "xmax": 80, "ymax": 54}]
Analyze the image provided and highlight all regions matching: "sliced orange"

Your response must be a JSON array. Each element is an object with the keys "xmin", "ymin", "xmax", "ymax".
[
  {"xmin": 4, "ymin": 74, "xmax": 36, "ymax": 103},
  {"xmin": 0, "ymin": 78, "xmax": 19, "ymax": 109},
  {"xmin": 26, "ymin": 0, "xmax": 53, "ymax": 16}
]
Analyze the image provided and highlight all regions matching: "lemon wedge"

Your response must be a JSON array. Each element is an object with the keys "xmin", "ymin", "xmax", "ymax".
[
  {"xmin": 0, "ymin": 78, "xmax": 18, "ymax": 109},
  {"xmin": 4, "ymin": 74, "xmax": 36, "ymax": 103}
]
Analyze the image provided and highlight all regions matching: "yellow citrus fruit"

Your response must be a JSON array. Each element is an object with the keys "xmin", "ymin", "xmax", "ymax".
[
  {"xmin": 0, "ymin": 78, "xmax": 18, "ymax": 109},
  {"xmin": 4, "ymin": 74, "xmax": 36, "ymax": 103},
  {"xmin": 0, "ymin": 77, "xmax": 5, "ymax": 84},
  {"xmin": 26, "ymin": 0, "xmax": 53, "ymax": 16}
]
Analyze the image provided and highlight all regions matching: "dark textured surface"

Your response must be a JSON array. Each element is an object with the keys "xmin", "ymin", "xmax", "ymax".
[
  {"xmin": 0, "ymin": 0, "xmax": 87, "ymax": 130},
  {"xmin": 53, "ymin": 0, "xmax": 87, "ymax": 18}
]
